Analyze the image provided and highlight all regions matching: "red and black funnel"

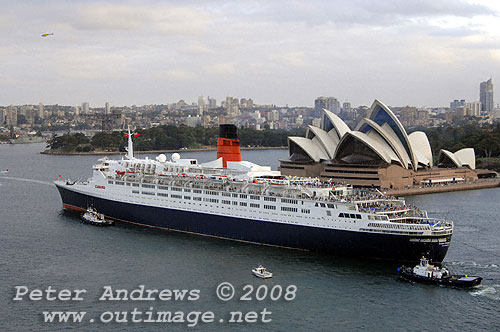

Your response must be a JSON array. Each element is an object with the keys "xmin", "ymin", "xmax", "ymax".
[{"xmin": 217, "ymin": 124, "xmax": 241, "ymax": 168}]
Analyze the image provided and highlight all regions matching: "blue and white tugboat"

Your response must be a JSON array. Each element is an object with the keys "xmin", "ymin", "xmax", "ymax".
[
  {"xmin": 81, "ymin": 206, "xmax": 114, "ymax": 226},
  {"xmin": 398, "ymin": 257, "xmax": 482, "ymax": 287}
]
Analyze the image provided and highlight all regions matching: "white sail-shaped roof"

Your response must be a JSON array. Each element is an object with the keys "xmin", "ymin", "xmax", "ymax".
[
  {"xmin": 288, "ymin": 137, "xmax": 329, "ymax": 162},
  {"xmin": 356, "ymin": 118, "xmax": 411, "ymax": 169},
  {"xmin": 335, "ymin": 131, "xmax": 399, "ymax": 165},
  {"xmin": 408, "ymin": 131, "xmax": 433, "ymax": 168},
  {"xmin": 455, "ymin": 148, "xmax": 476, "ymax": 170},
  {"xmin": 285, "ymin": 99, "xmax": 478, "ymax": 172},
  {"xmin": 306, "ymin": 125, "xmax": 338, "ymax": 159},
  {"xmin": 366, "ymin": 99, "xmax": 418, "ymax": 170},
  {"xmin": 322, "ymin": 109, "xmax": 351, "ymax": 141},
  {"xmin": 438, "ymin": 148, "xmax": 475, "ymax": 170},
  {"xmin": 438, "ymin": 149, "xmax": 462, "ymax": 168}
]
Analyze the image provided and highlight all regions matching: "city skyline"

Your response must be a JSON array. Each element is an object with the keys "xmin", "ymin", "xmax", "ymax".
[{"xmin": 0, "ymin": 0, "xmax": 499, "ymax": 107}]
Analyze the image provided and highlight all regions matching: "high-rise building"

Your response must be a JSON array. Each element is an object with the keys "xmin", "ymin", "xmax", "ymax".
[
  {"xmin": 82, "ymin": 102, "xmax": 90, "ymax": 114},
  {"xmin": 240, "ymin": 98, "xmax": 247, "ymax": 109},
  {"xmin": 314, "ymin": 97, "xmax": 340, "ymax": 116},
  {"xmin": 105, "ymin": 102, "xmax": 111, "ymax": 115},
  {"xmin": 450, "ymin": 99, "xmax": 465, "ymax": 109},
  {"xmin": 6, "ymin": 105, "xmax": 18, "ymax": 127},
  {"xmin": 208, "ymin": 97, "xmax": 217, "ymax": 109},
  {"xmin": 225, "ymin": 97, "xmax": 233, "ymax": 110},
  {"xmin": 197, "ymin": 96, "xmax": 206, "ymax": 116},
  {"xmin": 342, "ymin": 101, "xmax": 351, "ymax": 110},
  {"xmin": 198, "ymin": 96, "xmax": 206, "ymax": 108},
  {"xmin": 38, "ymin": 102, "xmax": 44, "ymax": 119},
  {"xmin": 270, "ymin": 109, "xmax": 280, "ymax": 122},
  {"xmin": 465, "ymin": 101, "xmax": 481, "ymax": 117},
  {"xmin": 480, "ymin": 78, "xmax": 493, "ymax": 113}
]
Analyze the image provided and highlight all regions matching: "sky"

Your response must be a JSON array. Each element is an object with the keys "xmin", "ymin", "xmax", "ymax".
[{"xmin": 0, "ymin": 0, "xmax": 499, "ymax": 108}]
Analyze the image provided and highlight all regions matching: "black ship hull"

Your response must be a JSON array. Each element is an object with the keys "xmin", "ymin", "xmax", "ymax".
[{"xmin": 56, "ymin": 184, "xmax": 451, "ymax": 263}]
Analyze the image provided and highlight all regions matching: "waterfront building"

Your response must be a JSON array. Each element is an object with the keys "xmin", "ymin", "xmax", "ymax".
[{"xmin": 280, "ymin": 100, "xmax": 479, "ymax": 189}]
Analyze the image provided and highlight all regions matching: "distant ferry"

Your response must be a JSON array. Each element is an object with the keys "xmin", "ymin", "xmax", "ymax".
[{"xmin": 55, "ymin": 125, "xmax": 453, "ymax": 263}]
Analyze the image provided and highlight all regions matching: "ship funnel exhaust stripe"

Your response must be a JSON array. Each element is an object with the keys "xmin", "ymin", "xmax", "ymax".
[{"xmin": 217, "ymin": 125, "xmax": 241, "ymax": 168}]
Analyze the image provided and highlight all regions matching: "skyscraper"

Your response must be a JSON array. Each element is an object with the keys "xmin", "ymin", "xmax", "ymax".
[
  {"xmin": 105, "ymin": 102, "xmax": 111, "ymax": 115},
  {"xmin": 208, "ymin": 97, "xmax": 217, "ymax": 109},
  {"xmin": 314, "ymin": 96, "xmax": 340, "ymax": 116},
  {"xmin": 82, "ymin": 102, "xmax": 90, "ymax": 114},
  {"xmin": 480, "ymin": 78, "xmax": 493, "ymax": 113},
  {"xmin": 38, "ymin": 102, "xmax": 44, "ymax": 119},
  {"xmin": 6, "ymin": 105, "xmax": 18, "ymax": 127}
]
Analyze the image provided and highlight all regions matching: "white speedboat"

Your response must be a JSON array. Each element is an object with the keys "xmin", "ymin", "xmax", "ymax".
[
  {"xmin": 81, "ymin": 207, "xmax": 114, "ymax": 226},
  {"xmin": 252, "ymin": 265, "xmax": 273, "ymax": 279}
]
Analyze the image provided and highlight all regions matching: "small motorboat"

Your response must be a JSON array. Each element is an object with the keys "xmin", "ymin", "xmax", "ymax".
[
  {"xmin": 1, "ymin": 169, "xmax": 9, "ymax": 174},
  {"xmin": 398, "ymin": 256, "xmax": 482, "ymax": 288},
  {"xmin": 81, "ymin": 207, "xmax": 114, "ymax": 226},
  {"xmin": 252, "ymin": 265, "xmax": 273, "ymax": 279}
]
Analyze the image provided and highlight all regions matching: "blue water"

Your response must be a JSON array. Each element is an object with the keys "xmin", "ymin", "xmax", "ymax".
[{"xmin": 0, "ymin": 143, "xmax": 499, "ymax": 332}]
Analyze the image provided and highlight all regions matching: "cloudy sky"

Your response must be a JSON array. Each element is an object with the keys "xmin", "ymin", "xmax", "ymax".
[{"xmin": 0, "ymin": 0, "xmax": 499, "ymax": 108}]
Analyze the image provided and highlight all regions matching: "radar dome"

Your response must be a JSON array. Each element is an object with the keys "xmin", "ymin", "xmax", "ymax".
[
  {"xmin": 171, "ymin": 153, "xmax": 181, "ymax": 161},
  {"xmin": 156, "ymin": 154, "xmax": 167, "ymax": 163}
]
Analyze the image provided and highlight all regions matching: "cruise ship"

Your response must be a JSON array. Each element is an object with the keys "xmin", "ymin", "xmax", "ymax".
[{"xmin": 55, "ymin": 125, "xmax": 453, "ymax": 263}]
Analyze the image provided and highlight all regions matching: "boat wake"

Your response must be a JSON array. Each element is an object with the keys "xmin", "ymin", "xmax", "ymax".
[
  {"xmin": 469, "ymin": 284, "xmax": 500, "ymax": 301},
  {"xmin": 447, "ymin": 261, "xmax": 499, "ymax": 269},
  {"xmin": 0, "ymin": 176, "xmax": 53, "ymax": 186}
]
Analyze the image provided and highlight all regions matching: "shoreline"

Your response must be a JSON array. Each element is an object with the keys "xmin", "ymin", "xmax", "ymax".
[
  {"xmin": 385, "ymin": 179, "xmax": 500, "ymax": 196},
  {"xmin": 40, "ymin": 146, "xmax": 287, "ymax": 155}
]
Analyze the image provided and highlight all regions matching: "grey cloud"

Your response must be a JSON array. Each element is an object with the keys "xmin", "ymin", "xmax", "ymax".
[{"xmin": 218, "ymin": 0, "xmax": 497, "ymax": 28}]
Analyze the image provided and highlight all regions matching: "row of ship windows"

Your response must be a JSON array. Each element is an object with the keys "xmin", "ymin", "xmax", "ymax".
[
  {"xmin": 129, "ymin": 190, "xmax": 311, "ymax": 213},
  {"xmin": 338, "ymin": 213, "xmax": 362, "ymax": 219},
  {"xmin": 314, "ymin": 202, "xmax": 338, "ymax": 209},
  {"xmin": 360, "ymin": 228, "xmax": 424, "ymax": 236},
  {"xmin": 367, "ymin": 215, "xmax": 388, "ymax": 221},
  {"xmin": 110, "ymin": 180, "xmax": 303, "ymax": 204},
  {"xmin": 367, "ymin": 223, "xmax": 427, "ymax": 231}
]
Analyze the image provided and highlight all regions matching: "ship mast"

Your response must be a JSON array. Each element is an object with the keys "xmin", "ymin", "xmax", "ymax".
[{"xmin": 125, "ymin": 127, "xmax": 134, "ymax": 160}]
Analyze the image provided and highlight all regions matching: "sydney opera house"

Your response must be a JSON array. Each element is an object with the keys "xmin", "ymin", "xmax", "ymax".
[{"xmin": 280, "ymin": 100, "xmax": 479, "ymax": 189}]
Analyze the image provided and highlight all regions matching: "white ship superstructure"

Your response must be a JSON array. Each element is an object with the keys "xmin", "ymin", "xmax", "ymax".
[{"xmin": 55, "ymin": 127, "xmax": 453, "ymax": 263}]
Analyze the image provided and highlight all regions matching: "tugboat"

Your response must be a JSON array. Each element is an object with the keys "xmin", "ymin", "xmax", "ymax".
[
  {"xmin": 398, "ymin": 257, "xmax": 482, "ymax": 288},
  {"xmin": 252, "ymin": 265, "xmax": 273, "ymax": 279},
  {"xmin": 81, "ymin": 207, "xmax": 114, "ymax": 226}
]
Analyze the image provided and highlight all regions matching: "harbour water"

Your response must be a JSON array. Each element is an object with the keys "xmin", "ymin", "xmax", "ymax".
[{"xmin": 0, "ymin": 143, "xmax": 499, "ymax": 332}]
